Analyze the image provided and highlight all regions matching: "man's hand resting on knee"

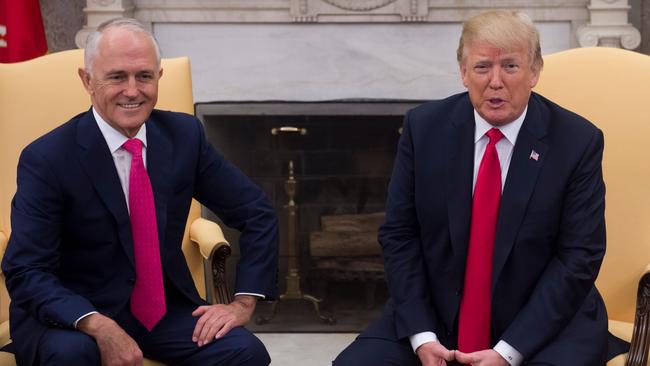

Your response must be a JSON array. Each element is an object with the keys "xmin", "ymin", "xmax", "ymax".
[
  {"xmin": 416, "ymin": 341, "xmax": 456, "ymax": 366},
  {"xmin": 77, "ymin": 313, "xmax": 144, "ymax": 366},
  {"xmin": 191, "ymin": 294, "xmax": 257, "ymax": 347}
]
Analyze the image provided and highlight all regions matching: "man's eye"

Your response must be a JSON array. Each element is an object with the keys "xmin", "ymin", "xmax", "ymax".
[
  {"xmin": 108, "ymin": 75, "xmax": 124, "ymax": 81},
  {"xmin": 474, "ymin": 65, "xmax": 489, "ymax": 73},
  {"xmin": 137, "ymin": 74, "xmax": 154, "ymax": 81},
  {"xmin": 504, "ymin": 64, "xmax": 519, "ymax": 72}
]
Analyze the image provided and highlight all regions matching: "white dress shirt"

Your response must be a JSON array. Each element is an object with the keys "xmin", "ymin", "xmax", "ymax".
[{"xmin": 408, "ymin": 107, "xmax": 528, "ymax": 366}]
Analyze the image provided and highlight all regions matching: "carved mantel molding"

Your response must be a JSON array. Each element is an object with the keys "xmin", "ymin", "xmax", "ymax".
[
  {"xmin": 76, "ymin": 0, "xmax": 591, "ymax": 29},
  {"xmin": 577, "ymin": 0, "xmax": 641, "ymax": 49},
  {"xmin": 76, "ymin": 0, "xmax": 135, "ymax": 48},
  {"xmin": 75, "ymin": 0, "xmax": 641, "ymax": 50},
  {"xmin": 289, "ymin": 0, "xmax": 428, "ymax": 23}
]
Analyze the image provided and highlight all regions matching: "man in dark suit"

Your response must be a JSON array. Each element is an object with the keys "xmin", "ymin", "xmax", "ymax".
[
  {"xmin": 335, "ymin": 10, "xmax": 627, "ymax": 366},
  {"xmin": 1, "ymin": 18, "xmax": 278, "ymax": 366}
]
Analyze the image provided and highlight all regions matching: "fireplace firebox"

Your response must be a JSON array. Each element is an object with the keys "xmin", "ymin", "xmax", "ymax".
[{"xmin": 196, "ymin": 101, "xmax": 421, "ymax": 331}]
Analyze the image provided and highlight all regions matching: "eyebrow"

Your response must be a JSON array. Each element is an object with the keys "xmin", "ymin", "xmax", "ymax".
[
  {"xmin": 500, "ymin": 56, "xmax": 519, "ymax": 62},
  {"xmin": 105, "ymin": 68, "xmax": 156, "ymax": 74}
]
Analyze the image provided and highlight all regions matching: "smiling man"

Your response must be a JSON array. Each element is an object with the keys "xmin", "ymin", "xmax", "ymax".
[
  {"xmin": 334, "ymin": 10, "xmax": 628, "ymax": 366},
  {"xmin": 2, "ymin": 18, "xmax": 278, "ymax": 366}
]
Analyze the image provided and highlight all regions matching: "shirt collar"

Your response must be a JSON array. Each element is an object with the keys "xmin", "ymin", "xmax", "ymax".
[
  {"xmin": 473, "ymin": 106, "xmax": 527, "ymax": 145},
  {"xmin": 93, "ymin": 107, "xmax": 148, "ymax": 153}
]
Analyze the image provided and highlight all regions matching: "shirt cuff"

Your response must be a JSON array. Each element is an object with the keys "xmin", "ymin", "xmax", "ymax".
[
  {"xmin": 234, "ymin": 292, "xmax": 265, "ymax": 299},
  {"xmin": 73, "ymin": 311, "xmax": 99, "ymax": 329},
  {"xmin": 494, "ymin": 340, "xmax": 523, "ymax": 366},
  {"xmin": 408, "ymin": 331, "xmax": 438, "ymax": 353}
]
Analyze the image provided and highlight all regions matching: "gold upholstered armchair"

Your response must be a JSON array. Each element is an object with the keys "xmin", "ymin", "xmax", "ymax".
[
  {"xmin": 534, "ymin": 47, "xmax": 650, "ymax": 366},
  {"xmin": 0, "ymin": 49, "xmax": 232, "ymax": 365}
]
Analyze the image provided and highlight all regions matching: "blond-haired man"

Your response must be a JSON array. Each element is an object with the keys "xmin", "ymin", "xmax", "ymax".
[{"xmin": 335, "ymin": 10, "xmax": 628, "ymax": 366}]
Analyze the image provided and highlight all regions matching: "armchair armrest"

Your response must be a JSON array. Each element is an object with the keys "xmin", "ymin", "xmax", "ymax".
[
  {"xmin": 189, "ymin": 218, "xmax": 232, "ymax": 305},
  {"xmin": 0, "ymin": 231, "xmax": 11, "ymax": 348},
  {"xmin": 627, "ymin": 263, "xmax": 650, "ymax": 366},
  {"xmin": 0, "ymin": 231, "xmax": 6, "ymax": 259},
  {"xmin": 0, "ymin": 321, "xmax": 8, "ymax": 349}
]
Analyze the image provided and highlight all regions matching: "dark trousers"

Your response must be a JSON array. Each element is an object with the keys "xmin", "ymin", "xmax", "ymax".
[{"xmin": 36, "ymin": 285, "xmax": 269, "ymax": 366}]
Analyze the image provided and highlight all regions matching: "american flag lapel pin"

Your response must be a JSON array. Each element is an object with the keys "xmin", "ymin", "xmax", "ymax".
[{"xmin": 529, "ymin": 149, "xmax": 540, "ymax": 161}]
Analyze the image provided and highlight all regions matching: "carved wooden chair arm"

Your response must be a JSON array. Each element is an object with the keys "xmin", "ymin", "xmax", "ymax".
[
  {"xmin": 189, "ymin": 218, "xmax": 232, "ymax": 305},
  {"xmin": 626, "ymin": 263, "xmax": 650, "ymax": 366}
]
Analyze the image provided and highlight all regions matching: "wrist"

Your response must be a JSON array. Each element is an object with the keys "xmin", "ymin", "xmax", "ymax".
[
  {"xmin": 233, "ymin": 295, "xmax": 257, "ymax": 308},
  {"xmin": 76, "ymin": 313, "xmax": 114, "ymax": 338}
]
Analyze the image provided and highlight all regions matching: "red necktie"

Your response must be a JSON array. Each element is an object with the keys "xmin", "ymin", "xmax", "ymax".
[
  {"xmin": 122, "ymin": 138, "xmax": 166, "ymax": 331},
  {"xmin": 458, "ymin": 128, "xmax": 504, "ymax": 352}
]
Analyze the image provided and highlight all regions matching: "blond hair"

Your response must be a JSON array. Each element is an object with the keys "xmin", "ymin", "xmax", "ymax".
[{"xmin": 457, "ymin": 10, "xmax": 543, "ymax": 72}]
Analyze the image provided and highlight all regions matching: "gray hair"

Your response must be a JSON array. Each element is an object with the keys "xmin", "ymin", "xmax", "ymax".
[{"xmin": 84, "ymin": 17, "xmax": 161, "ymax": 74}]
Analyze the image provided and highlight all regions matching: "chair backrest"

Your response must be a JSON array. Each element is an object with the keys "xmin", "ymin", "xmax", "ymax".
[
  {"xmin": 0, "ymin": 49, "xmax": 206, "ymax": 323},
  {"xmin": 534, "ymin": 47, "xmax": 650, "ymax": 323}
]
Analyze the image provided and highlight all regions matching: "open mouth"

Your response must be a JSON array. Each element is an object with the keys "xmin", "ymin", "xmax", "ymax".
[{"xmin": 487, "ymin": 98, "xmax": 505, "ymax": 108}]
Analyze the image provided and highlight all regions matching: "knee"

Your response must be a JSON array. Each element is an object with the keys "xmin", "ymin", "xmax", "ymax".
[
  {"xmin": 333, "ymin": 339, "xmax": 370, "ymax": 366},
  {"xmin": 333, "ymin": 345, "xmax": 359, "ymax": 366},
  {"xmin": 234, "ymin": 333, "xmax": 270, "ymax": 366},
  {"xmin": 333, "ymin": 338, "xmax": 417, "ymax": 366},
  {"xmin": 39, "ymin": 330, "xmax": 100, "ymax": 365}
]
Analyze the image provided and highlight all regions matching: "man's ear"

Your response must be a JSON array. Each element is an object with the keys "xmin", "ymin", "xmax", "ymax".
[
  {"xmin": 78, "ymin": 68, "xmax": 93, "ymax": 95},
  {"xmin": 158, "ymin": 67, "xmax": 163, "ymax": 80}
]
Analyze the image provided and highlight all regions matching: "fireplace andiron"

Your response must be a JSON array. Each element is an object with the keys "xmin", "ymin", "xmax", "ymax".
[{"xmin": 256, "ymin": 127, "xmax": 335, "ymax": 325}]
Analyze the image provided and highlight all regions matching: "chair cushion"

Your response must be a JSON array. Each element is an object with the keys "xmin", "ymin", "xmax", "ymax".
[
  {"xmin": 607, "ymin": 353, "xmax": 627, "ymax": 366},
  {"xmin": 609, "ymin": 319, "xmax": 633, "ymax": 342}
]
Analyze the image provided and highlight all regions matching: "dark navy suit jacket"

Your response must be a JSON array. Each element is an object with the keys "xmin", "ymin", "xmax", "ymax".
[
  {"xmin": 364, "ymin": 92, "xmax": 626, "ymax": 364},
  {"xmin": 1, "ymin": 109, "xmax": 278, "ymax": 365}
]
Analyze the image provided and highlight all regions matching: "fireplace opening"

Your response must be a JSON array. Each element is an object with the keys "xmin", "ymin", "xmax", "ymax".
[{"xmin": 196, "ymin": 101, "xmax": 421, "ymax": 332}]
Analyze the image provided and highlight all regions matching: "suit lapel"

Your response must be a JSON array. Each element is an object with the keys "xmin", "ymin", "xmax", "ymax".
[
  {"xmin": 145, "ymin": 115, "xmax": 172, "ymax": 251},
  {"xmin": 445, "ymin": 96, "xmax": 476, "ymax": 262},
  {"xmin": 76, "ymin": 109, "xmax": 135, "ymax": 266},
  {"xmin": 492, "ymin": 96, "xmax": 549, "ymax": 290}
]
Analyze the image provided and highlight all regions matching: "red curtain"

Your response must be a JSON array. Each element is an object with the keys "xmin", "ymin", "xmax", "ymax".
[{"xmin": 0, "ymin": 0, "xmax": 48, "ymax": 63}]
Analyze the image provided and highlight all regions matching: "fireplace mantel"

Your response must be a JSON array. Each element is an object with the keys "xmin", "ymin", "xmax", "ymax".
[
  {"xmin": 80, "ymin": 0, "xmax": 591, "ymax": 25},
  {"xmin": 74, "ymin": 0, "xmax": 639, "ymax": 102}
]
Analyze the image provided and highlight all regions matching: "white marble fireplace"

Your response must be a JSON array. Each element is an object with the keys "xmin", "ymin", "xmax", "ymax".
[
  {"xmin": 76, "ymin": 0, "xmax": 640, "ymax": 103},
  {"xmin": 72, "ymin": 0, "xmax": 642, "ymax": 330}
]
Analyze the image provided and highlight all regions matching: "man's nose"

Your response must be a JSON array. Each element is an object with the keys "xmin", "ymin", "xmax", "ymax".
[
  {"xmin": 488, "ymin": 69, "xmax": 504, "ymax": 89},
  {"xmin": 123, "ymin": 77, "xmax": 138, "ymax": 97}
]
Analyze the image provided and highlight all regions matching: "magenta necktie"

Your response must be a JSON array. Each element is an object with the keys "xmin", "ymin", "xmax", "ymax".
[
  {"xmin": 122, "ymin": 138, "xmax": 166, "ymax": 331},
  {"xmin": 458, "ymin": 128, "xmax": 504, "ymax": 353}
]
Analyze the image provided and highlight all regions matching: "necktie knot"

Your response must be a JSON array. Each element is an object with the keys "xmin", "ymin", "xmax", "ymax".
[
  {"xmin": 123, "ymin": 138, "xmax": 143, "ymax": 157},
  {"xmin": 486, "ymin": 128, "xmax": 504, "ymax": 146}
]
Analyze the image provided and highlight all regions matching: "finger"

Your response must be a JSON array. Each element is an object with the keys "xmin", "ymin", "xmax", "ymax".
[
  {"xmin": 454, "ymin": 351, "xmax": 475, "ymax": 363},
  {"xmin": 192, "ymin": 305, "xmax": 209, "ymax": 317},
  {"xmin": 192, "ymin": 312, "xmax": 210, "ymax": 343},
  {"xmin": 215, "ymin": 320, "xmax": 234, "ymax": 339},
  {"xmin": 199, "ymin": 314, "xmax": 226, "ymax": 346},
  {"xmin": 443, "ymin": 349, "xmax": 455, "ymax": 362}
]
